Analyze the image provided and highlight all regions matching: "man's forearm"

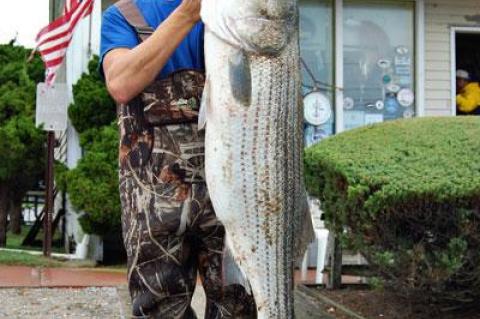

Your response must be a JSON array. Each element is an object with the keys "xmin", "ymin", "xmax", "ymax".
[{"xmin": 105, "ymin": 9, "xmax": 197, "ymax": 104}]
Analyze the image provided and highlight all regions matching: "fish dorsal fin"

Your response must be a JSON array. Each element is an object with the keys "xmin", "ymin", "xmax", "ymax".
[{"xmin": 198, "ymin": 76, "xmax": 211, "ymax": 130}]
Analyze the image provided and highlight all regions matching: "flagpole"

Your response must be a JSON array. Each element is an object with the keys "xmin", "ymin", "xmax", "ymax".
[
  {"xmin": 88, "ymin": 10, "xmax": 92, "ymax": 56},
  {"xmin": 49, "ymin": 0, "xmax": 55, "ymax": 22}
]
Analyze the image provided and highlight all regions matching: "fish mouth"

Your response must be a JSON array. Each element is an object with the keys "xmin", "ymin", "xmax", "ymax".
[{"xmin": 228, "ymin": 16, "xmax": 296, "ymax": 55}]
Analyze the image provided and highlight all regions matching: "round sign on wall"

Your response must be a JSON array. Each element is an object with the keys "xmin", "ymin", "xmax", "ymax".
[
  {"xmin": 377, "ymin": 59, "xmax": 391, "ymax": 69},
  {"xmin": 397, "ymin": 88, "xmax": 415, "ymax": 107},
  {"xmin": 386, "ymin": 83, "xmax": 401, "ymax": 93},
  {"xmin": 396, "ymin": 46, "xmax": 409, "ymax": 55},
  {"xmin": 403, "ymin": 109, "xmax": 415, "ymax": 118},
  {"xmin": 375, "ymin": 100, "xmax": 385, "ymax": 110},
  {"xmin": 344, "ymin": 97, "xmax": 355, "ymax": 110},
  {"xmin": 303, "ymin": 91, "xmax": 332, "ymax": 126},
  {"xmin": 382, "ymin": 74, "xmax": 392, "ymax": 84}
]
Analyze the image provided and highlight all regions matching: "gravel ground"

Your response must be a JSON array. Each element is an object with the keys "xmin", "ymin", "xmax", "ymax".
[
  {"xmin": 0, "ymin": 286, "xmax": 206, "ymax": 319},
  {"xmin": 0, "ymin": 286, "xmax": 318, "ymax": 318},
  {"xmin": 0, "ymin": 287, "xmax": 125, "ymax": 319}
]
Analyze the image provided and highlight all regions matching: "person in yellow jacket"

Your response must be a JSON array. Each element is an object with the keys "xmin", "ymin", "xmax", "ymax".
[{"xmin": 456, "ymin": 69, "xmax": 480, "ymax": 115}]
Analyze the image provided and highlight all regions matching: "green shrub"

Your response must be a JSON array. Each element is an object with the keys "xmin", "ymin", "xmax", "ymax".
[
  {"xmin": 65, "ymin": 123, "xmax": 120, "ymax": 236},
  {"xmin": 58, "ymin": 56, "xmax": 120, "ymax": 237},
  {"xmin": 305, "ymin": 117, "xmax": 480, "ymax": 307},
  {"xmin": 54, "ymin": 161, "xmax": 69, "ymax": 193},
  {"xmin": 68, "ymin": 56, "xmax": 116, "ymax": 134}
]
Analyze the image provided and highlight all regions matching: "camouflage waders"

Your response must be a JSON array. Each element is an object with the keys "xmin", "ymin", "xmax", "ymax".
[{"xmin": 115, "ymin": 2, "xmax": 256, "ymax": 318}]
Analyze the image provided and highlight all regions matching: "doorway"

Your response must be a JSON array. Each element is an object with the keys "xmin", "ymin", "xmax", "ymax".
[{"xmin": 451, "ymin": 28, "xmax": 480, "ymax": 115}]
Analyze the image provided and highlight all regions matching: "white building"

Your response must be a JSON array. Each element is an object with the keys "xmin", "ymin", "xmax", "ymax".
[
  {"xmin": 301, "ymin": 0, "xmax": 480, "ymax": 147},
  {"xmin": 52, "ymin": 0, "xmax": 480, "ymax": 261},
  {"xmin": 50, "ymin": 0, "xmax": 106, "ymax": 260}
]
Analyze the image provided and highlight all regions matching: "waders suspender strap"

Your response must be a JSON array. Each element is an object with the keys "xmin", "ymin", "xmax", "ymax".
[{"xmin": 115, "ymin": 0, "xmax": 154, "ymax": 42}]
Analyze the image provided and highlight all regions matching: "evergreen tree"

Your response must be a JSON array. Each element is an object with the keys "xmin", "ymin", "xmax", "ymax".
[{"xmin": 0, "ymin": 43, "xmax": 45, "ymax": 244}]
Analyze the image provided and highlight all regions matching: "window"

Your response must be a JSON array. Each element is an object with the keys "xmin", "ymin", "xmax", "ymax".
[
  {"xmin": 300, "ymin": 0, "xmax": 334, "ymax": 146},
  {"xmin": 342, "ymin": 1, "xmax": 416, "ymax": 130}
]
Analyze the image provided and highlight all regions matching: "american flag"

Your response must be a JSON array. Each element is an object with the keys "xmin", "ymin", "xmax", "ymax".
[
  {"xmin": 35, "ymin": 0, "xmax": 95, "ymax": 84},
  {"xmin": 63, "ymin": 0, "xmax": 94, "ymax": 17}
]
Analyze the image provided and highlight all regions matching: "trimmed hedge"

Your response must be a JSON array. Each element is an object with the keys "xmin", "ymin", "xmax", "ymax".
[{"xmin": 305, "ymin": 117, "xmax": 480, "ymax": 307}]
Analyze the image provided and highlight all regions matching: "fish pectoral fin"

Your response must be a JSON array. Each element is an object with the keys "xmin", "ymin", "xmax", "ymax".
[
  {"xmin": 198, "ymin": 77, "xmax": 211, "ymax": 130},
  {"xmin": 222, "ymin": 234, "xmax": 253, "ymax": 295},
  {"xmin": 229, "ymin": 50, "xmax": 252, "ymax": 107},
  {"xmin": 294, "ymin": 194, "xmax": 316, "ymax": 264}
]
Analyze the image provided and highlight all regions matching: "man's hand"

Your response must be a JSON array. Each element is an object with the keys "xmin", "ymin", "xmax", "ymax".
[{"xmin": 176, "ymin": 0, "xmax": 201, "ymax": 24}]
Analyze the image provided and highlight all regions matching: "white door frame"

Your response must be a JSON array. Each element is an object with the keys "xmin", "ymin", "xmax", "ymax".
[
  {"xmin": 450, "ymin": 26, "xmax": 480, "ymax": 116},
  {"xmin": 334, "ymin": 0, "xmax": 344, "ymax": 133},
  {"xmin": 415, "ymin": 0, "xmax": 425, "ymax": 117}
]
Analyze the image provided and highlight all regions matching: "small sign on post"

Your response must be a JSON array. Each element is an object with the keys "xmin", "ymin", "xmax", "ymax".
[
  {"xmin": 36, "ymin": 83, "xmax": 69, "ymax": 131},
  {"xmin": 35, "ymin": 83, "xmax": 69, "ymax": 257}
]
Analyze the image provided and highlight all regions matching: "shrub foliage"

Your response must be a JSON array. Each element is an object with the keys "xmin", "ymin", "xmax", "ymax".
[
  {"xmin": 305, "ymin": 117, "xmax": 480, "ymax": 307},
  {"xmin": 68, "ymin": 56, "xmax": 116, "ymax": 134},
  {"xmin": 67, "ymin": 124, "xmax": 120, "ymax": 236},
  {"xmin": 60, "ymin": 56, "xmax": 119, "ymax": 236}
]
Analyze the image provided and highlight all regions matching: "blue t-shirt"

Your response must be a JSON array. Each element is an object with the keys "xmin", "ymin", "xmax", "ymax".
[{"xmin": 100, "ymin": 0, "xmax": 204, "ymax": 79}]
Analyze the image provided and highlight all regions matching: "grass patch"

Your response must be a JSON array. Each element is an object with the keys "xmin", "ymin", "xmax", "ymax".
[
  {"xmin": 0, "ymin": 250, "xmax": 65, "ymax": 268},
  {"xmin": 6, "ymin": 227, "xmax": 26, "ymax": 249},
  {"xmin": 6, "ymin": 225, "xmax": 64, "ymax": 253},
  {"xmin": 0, "ymin": 250, "xmax": 101, "ymax": 268},
  {"xmin": 2, "ymin": 227, "xmax": 128, "ymax": 270}
]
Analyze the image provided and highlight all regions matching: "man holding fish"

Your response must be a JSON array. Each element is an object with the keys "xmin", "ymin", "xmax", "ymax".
[{"xmin": 100, "ymin": 0, "xmax": 312, "ymax": 317}]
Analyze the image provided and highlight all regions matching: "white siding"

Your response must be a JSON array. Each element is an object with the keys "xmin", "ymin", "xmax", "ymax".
[
  {"xmin": 63, "ymin": 0, "xmax": 103, "ymax": 259},
  {"xmin": 424, "ymin": 0, "xmax": 480, "ymax": 116},
  {"xmin": 66, "ymin": 0, "xmax": 102, "ymax": 169}
]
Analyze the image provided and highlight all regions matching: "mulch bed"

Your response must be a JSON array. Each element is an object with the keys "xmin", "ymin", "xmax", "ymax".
[{"xmin": 297, "ymin": 285, "xmax": 479, "ymax": 319}]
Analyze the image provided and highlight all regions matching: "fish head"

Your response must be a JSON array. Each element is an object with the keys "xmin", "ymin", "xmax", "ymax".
[{"xmin": 201, "ymin": 0, "xmax": 297, "ymax": 55}]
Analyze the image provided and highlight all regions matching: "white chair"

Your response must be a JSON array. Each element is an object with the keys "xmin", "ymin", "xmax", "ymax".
[{"xmin": 300, "ymin": 199, "xmax": 330, "ymax": 284}]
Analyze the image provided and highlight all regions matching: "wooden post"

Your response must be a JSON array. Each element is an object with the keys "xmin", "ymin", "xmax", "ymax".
[
  {"xmin": 328, "ymin": 236, "xmax": 342, "ymax": 289},
  {"xmin": 43, "ymin": 131, "xmax": 55, "ymax": 257},
  {"xmin": 0, "ymin": 185, "xmax": 8, "ymax": 247}
]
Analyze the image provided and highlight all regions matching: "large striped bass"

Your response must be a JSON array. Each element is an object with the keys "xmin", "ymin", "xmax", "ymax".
[{"xmin": 200, "ymin": 0, "xmax": 314, "ymax": 317}]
